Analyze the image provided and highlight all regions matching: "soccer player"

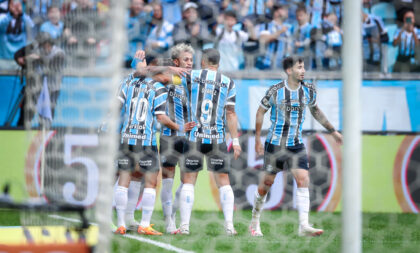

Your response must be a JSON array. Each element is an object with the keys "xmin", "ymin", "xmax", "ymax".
[
  {"xmin": 159, "ymin": 43, "xmax": 194, "ymax": 234},
  {"xmin": 249, "ymin": 56, "xmax": 342, "ymax": 237},
  {"xmin": 177, "ymin": 48, "xmax": 242, "ymax": 235},
  {"xmin": 113, "ymin": 56, "xmax": 195, "ymax": 235}
]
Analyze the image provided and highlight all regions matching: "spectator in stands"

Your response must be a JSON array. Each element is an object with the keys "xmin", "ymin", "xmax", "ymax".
[
  {"xmin": 40, "ymin": 6, "xmax": 64, "ymax": 42},
  {"xmin": 292, "ymin": 6, "xmax": 313, "ymax": 68},
  {"xmin": 144, "ymin": 2, "xmax": 174, "ymax": 61},
  {"xmin": 125, "ymin": 0, "xmax": 152, "ymax": 68},
  {"xmin": 0, "ymin": 0, "xmax": 35, "ymax": 70},
  {"xmin": 26, "ymin": 0, "xmax": 55, "ymax": 25},
  {"xmin": 214, "ymin": 10, "xmax": 251, "ymax": 71},
  {"xmin": 0, "ymin": 0, "xmax": 8, "ymax": 14},
  {"xmin": 173, "ymin": 2, "xmax": 212, "ymax": 66},
  {"xmin": 393, "ymin": 10, "xmax": 420, "ymax": 72},
  {"xmin": 63, "ymin": 0, "xmax": 101, "ymax": 67},
  {"xmin": 14, "ymin": 32, "xmax": 65, "ymax": 127},
  {"xmin": 362, "ymin": 9, "xmax": 389, "ymax": 72},
  {"xmin": 323, "ymin": 11, "xmax": 342, "ymax": 69},
  {"xmin": 306, "ymin": 0, "xmax": 343, "ymax": 28},
  {"xmin": 257, "ymin": 4, "xmax": 292, "ymax": 70},
  {"xmin": 362, "ymin": 0, "xmax": 372, "ymax": 13},
  {"xmin": 190, "ymin": 0, "xmax": 219, "ymax": 32},
  {"xmin": 161, "ymin": 0, "xmax": 182, "ymax": 25},
  {"xmin": 244, "ymin": 0, "xmax": 273, "ymax": 23}
]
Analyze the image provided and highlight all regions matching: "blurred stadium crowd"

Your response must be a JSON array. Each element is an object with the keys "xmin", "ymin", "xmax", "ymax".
[{"xmin": 0, "ymin": 0, "xmax": 419, "ymax": 73}]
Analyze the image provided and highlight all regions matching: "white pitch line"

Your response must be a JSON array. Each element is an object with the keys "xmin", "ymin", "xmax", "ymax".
[
  {"xmin": 123, "ymin": 234, "xmax": 195, "ymax": 253},
  {"xmin": 49, "ymin": 214, "xmax": 194, "ymax": 253},
  {"xmin": 48, "ymin": 214, "xmax": 98, "ymax": 225}
]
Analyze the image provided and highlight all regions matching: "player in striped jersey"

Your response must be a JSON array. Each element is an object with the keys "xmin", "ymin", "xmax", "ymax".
[
  {"xmin": 159, "ymin": 43, "xmax": 194, "ymax": 234},
  {"xmin": 249, "ymin": 56, "xmax": 342, "ymax": 237},
  {"xmin": 114, "ymin": 57, "xmax": 195, "ymax": 236},
  {"xmin": 177, "ymin": 48, "xmax": 242, "ymax": 235}
]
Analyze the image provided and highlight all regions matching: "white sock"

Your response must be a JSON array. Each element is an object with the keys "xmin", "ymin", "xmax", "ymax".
[
  {"xmin": 296, "ymin": 188, "xmax": 310, "ymax": 226},
  {"xmin": 140, "ymin": 188, "xmax": 156, "ymax": 227},
  {"xmin": 252, "ymin": 190, "xmax": 267, "ymax": 221},
  {"xmin": 172, "ymin": 183, "xmax": 183, "ymax": 218},
  {"xmin": 160, "ymin": 178, "xmax": 174, "ymax": 218},
  {"xmin": 114, "ymin": 186, "xmax": 128, "ymax": 227},
  {"xmin": 125, "ymin": 181, "xmax": 141, "ymax": 223},
  {"xmin": 219, "ymin": 185, "xmax": 234, "ymax": 226},
  {"xmin": 179, "ymin": 184, "xmax": 194, "ymax": 227}
]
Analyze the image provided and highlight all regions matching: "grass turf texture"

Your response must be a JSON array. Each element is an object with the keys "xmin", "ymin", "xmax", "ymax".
[{"xmin": 1, "ymin": 209, "xmax": 420, "ymax": 253}]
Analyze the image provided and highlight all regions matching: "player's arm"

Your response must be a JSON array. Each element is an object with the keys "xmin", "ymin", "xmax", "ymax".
[
  {"xmin": 154, "ymin": 85, "xmax": 195, "ymax": 132},
  {"xmin": 225, "ymin": 80, "xmax": 241, "ymax": 160},
  {"xmin": 134, "ymin": 66, "xmax": 190, "ymax": 78},
  {"xmin": 255, "ymin": 87, "xmax": 273, "ymax": 155},
  {"xmin": 156, "ymin": 114, "xmax": 195, "ymax": 132},
  {"xmin": 255, "ymin": 106, "xmax": 268, "ymax": 156},
  {"xmin": 226, "ymin": 105, "xmax": 242, "ymax": 160},
  {"xmin": 309, "ymin": 105, "xmax": 342, "ymax": 144}
]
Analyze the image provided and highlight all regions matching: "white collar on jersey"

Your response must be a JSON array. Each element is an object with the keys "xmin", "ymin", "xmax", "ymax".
[{"xmin": 284, "ymin": 79, "xmax": 301, "ymax": 91}]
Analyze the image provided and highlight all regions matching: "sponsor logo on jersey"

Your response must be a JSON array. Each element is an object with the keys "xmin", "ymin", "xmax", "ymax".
[
  {"xmin": 169, "ymin": 90, "xmax": 186, "ymax": 101},
  {"xmin": 122, "ymin": 133, "xmax": 146, "ymax": 140},
  {"xmin": 193, "ymin": 77, "xmax": 227, "ymax": 88},
  {"xmin": 194, "ymin": 132, "xmax": 222, "ymax": 139}
]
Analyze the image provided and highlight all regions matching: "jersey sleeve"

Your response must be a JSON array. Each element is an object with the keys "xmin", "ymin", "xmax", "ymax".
[
  {"xmin": 153, "ymin": 84, "xmax": 168, "ymax": 115},
  {"xmin": 308, "ymin": 85, "xmax": 317, "ymax": 107},
  {"xmin": 260, "ymin": 87, "xmax": 274, "ymax": 110},
  {"xmin": 226, "ymin": 79, "xmax": 236, "ymax": 106},
  {"xmin": 116, "ymin": 74, "xmax": 133, "ymax": 104}
]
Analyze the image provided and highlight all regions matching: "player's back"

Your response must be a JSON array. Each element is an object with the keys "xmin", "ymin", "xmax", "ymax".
[
  {"xmin": 183, "ymin": 69, "xmax": 236, "ymax": 144},
  {"xmin": 120, "ymin": 77, "xmax": 167, "ymax": 146},
  {"xmin": 161, "ymin": 84, "xmax": 189, "ymax": 137}
]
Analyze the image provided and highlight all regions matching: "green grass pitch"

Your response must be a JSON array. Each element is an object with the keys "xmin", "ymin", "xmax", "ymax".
[{"xmin": 1, "ymin": 209, "xmax": 420, "ymax": 253}]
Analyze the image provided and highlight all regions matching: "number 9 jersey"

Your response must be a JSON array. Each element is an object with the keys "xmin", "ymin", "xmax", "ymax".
[
  {"xmin": 182, "ymin": 69, "xmax": 236, "ymax": 144},
  {"xmin": 118, "ymin": 77, "xmax": 168, "ymax": 146}
]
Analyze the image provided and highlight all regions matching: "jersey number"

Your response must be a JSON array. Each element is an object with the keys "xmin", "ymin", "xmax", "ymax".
[
  {"xmin": 131, "ymin": 97, "xmax": 148, "ymax": 122},
  {"xmin": 200, "ymin": 99, "xmax": 213, "ymax": 124}
]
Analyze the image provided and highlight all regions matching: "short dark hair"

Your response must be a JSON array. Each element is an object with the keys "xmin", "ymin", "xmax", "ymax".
[
  {"xmin": 47, "ymin": 5, "xmax": 60, "ymax": 13},
  {"xmin": 224, "ymin": 10, "xmax": 237, "ymax": 20},
  {"xmin": 296, "ymin": 6, "xmax": 307, "ymax": 14},
  {"xmin": 272, "ymin": 4, "xmax": 285, "ymax": 13},
  {"xmin": 202, "ymin": 48, "xmax": 220, "ymax": 65},
  {"xmin": 283, "ymin": 56, "xmax": 304, "ymax": 71}
]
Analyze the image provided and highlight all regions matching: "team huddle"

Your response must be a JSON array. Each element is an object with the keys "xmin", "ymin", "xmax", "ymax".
[{"xmin": 111, "ymin": 43, "xmax": 342, "ymax": 237}]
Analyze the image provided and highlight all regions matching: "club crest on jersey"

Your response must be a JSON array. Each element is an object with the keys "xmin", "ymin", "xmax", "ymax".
[{"xmin": 262, "ymin": 97, "xmax": 269, "ymax": 106}]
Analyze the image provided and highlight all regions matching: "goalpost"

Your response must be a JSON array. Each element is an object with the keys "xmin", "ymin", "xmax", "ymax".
[{"xmin": 342, "ymin": 0, "xmax": 362, "ymax": 252}]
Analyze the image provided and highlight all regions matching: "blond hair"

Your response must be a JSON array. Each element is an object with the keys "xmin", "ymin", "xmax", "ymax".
[{"xmin": 170, "ymin": 43, "xmax": 195, "ymax": 60}]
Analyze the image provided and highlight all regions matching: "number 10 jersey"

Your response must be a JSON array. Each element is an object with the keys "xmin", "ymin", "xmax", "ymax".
[
  {"xmin": 118, "ymin": 77, "xmax": 167, "ymax": 146},
  {"xmin": 182, "ymin": 69, "xmax": 236, "ymax": 144}
]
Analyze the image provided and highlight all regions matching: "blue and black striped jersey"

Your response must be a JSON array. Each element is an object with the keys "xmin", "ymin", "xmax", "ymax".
[
  {"xmin": 260, "ymin": 80, "xmax": 316, "ymax": 147},
  {"xmin": 182, "ymin": 69, "xmax": 236, "ymax": 144},
  {"xmin": 118, "ymin": 77, "xmax": 167, "ymax": 146},
  {"xmin": 161, "ymin": 84, "xmax": 190, "ymax": 137}
]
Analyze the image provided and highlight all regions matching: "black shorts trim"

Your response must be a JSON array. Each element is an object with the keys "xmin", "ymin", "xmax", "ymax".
[
  {"xmin": 183, "ymin": 141, "xmax": 229, "ymax": 173},
  {"xmin": 117, "ymin": 144, "xmax": 159, "ymax": 172},
  {"xmin": 263, "ymin": 142, "xmax": 309, "ymax": 174},
  {"xmin": 159, "ymin": 135, "xmax": 187, "ymax": 168}
]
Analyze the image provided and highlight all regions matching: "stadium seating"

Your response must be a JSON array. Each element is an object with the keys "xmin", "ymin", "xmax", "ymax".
[{"xmin": 371, "ymin": 2, "xmax": 397, "ymax": 24}]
